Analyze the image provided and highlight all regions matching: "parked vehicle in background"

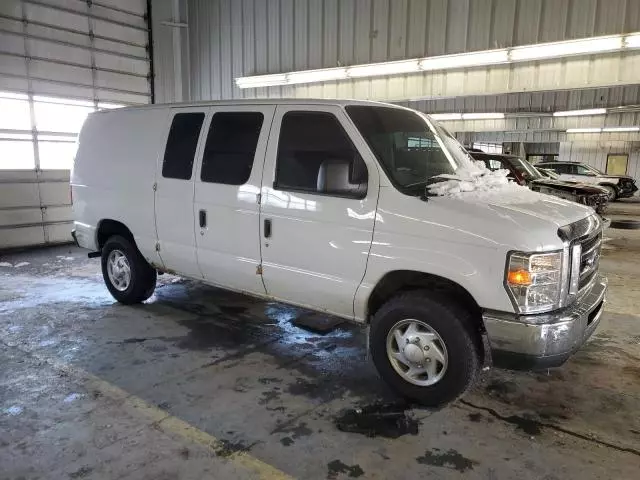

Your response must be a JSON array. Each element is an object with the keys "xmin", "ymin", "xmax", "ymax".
[
  {"xmin": 470, "ymin": 152, "xmax": 610, "ymax": 214},
  {"xmin": 535, "ymin": 161, "xmax": 638, "ymax": 201},
  {"xmin": 71, "ymin": 100, "xmax": 607, "ymax": 407}
]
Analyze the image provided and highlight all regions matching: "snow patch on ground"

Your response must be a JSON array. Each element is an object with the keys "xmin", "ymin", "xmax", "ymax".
[
  {"xmin": 428, "ymin": 161, "xmax": 540, "ymax": 204},
  {"xmin": 13, "ymin": 262, "xmax": 30, "ymax": 268},
  {"xmin": 0, "ymin": 262, "xmax": 12, "ymax": 268}
]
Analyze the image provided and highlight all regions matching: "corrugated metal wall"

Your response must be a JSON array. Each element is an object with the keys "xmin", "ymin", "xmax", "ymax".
[
  {"xmin": 404, "ymin": 85, "xmax": 640, "ymax": 114},
  {"xmin": 180, "ymin": 0, "xmax": 640, "ymax": 102}
]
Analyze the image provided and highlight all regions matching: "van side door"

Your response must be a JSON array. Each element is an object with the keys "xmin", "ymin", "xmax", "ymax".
[
  {"xmin": 155, "ymin": 108, "xmax": 208, "ymax": 277},
  {"xmin": 259, "ymin": 105, "xmax": 380, "ymax": 319},
  {"xmin": 193, "ymin": 105, "xmax": 275, "ymax": 295}
]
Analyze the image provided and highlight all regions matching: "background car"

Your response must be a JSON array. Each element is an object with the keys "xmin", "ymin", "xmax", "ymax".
[
  {"xmin": 535, "ymin": 161, "xmax": 638, "ymax": 201},
  {"xmin": 470, "ymin": 152, "xmax": 610, "ymax": 214}
]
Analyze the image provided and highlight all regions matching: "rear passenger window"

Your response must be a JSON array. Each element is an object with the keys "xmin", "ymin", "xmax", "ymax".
[
  {"xmin": 200, "ymin": 112, "xmax": 264, "ymax": 185},
  {"xmin": 275, "ymin": 111, "xmax": 367, "ymax": 198},
  {"xmin": 162, "ymin": 112, "xmax": 205, "ymax": 180}
]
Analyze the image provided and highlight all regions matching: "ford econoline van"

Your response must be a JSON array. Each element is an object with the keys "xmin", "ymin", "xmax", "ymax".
[{"xmin": 72, "ymin": 100, "xmax": 607, "ymax": 406}]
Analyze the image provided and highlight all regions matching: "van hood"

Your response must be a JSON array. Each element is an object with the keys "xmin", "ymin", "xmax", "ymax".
[
  {"xmin": 482, "ymin": 192, "xmax": 593, "ymax": 227},
  {"xmin": 419, "ymin": 188, "xmax": 594, "ymax": 251}
]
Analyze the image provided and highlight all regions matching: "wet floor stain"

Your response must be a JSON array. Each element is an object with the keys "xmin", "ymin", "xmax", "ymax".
[
  {"xmin": 280, "ymin": 437, "xmax": 294, "ymax": 446},
  {"xmin": 213, "ymin": 440, "xmax": 251, "ymax": 458},
  {"xmin": 504, "ymin": 414, "xmax": 543, "ymax": 436},
  {"xmin": 327, "ymin": 459, "xmax": 365, "ymax": 479},
  {"xmin": 416, "ymin": 448, "xmax": 478, "ymax": 472},
  {"xmin": 334, "ymin": 403, "xmax": 419, "ymax": 439},
  {"xmin": 68, "ymin": 466, "xmax": 93, "ymax": 478},
  {"xmin": 485, "ymin": 380, "xmax": 518, "ymax": 399},
  {"xmin": 468, "ymin": 412, "xmax": 483, "ymax": 422}
]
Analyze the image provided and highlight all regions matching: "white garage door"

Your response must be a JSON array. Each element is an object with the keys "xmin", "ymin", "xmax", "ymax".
[{"xmin": 0, "ymin": 0, "xmax": 151, "ymax": 249}]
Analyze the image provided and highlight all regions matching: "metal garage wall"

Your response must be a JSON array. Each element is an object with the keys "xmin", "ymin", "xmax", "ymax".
[
  {"xmin": 0, "ymin": 0, "xmax": 151, "ymax": 250},
  {"xmin": 159, "ymin": 0, "xmax": 640, "ymax": 102}
]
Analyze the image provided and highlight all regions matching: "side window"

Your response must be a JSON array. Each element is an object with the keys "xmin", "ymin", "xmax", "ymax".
[
  {"xmin": 275, "ymin": 111, "xmax": 367, "ymax": 198},
  {"xmin": 551, "ymin": 164, "xmax": 567, "ymax": 174},
  {"xmin": 576, "ymin": 165, "xmax": 594, "ymax": 175},
  {"xmin": 162, "ymin": 112, "xmax": 205, "ymax": 180},
  {"xmin": 201, "ymin": 112, "xmax": 264, "ymax": 185}
]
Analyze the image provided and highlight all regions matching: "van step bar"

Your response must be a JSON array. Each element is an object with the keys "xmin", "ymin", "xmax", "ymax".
[{"xmin": 87, "ymin": 251, "xmax": 101, "ymax": 258}]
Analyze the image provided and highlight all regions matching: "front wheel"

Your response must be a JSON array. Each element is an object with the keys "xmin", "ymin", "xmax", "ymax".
[
  {"xmin": 101, "ymin": 235, "xmax": 157, "ymax": 304},
  {"xmin": 370, "ymin": 291, "xmax": 480, "ymax": 407},
  {"xmin": 602, "ymin": 185, "xmax": 617, "ymax": 201}
]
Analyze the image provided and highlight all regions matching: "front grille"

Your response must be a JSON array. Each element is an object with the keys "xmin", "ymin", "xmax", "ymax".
[{"xmin": 578, "ymin": 232, "xmax": 602, "ymax": 289}]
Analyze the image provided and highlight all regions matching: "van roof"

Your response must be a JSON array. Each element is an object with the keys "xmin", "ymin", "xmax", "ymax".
[{"xmin": 99, "ymin": 98, "xmax": 412, "ymax": 113}]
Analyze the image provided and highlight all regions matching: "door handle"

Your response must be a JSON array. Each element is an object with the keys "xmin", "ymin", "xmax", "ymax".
[
  {"xmin": 199, "ymin": 209, "xmax": 207, "ymax": 229},
  {"xmin": 264, "ymin": 218, "xmax": 272, "ymax": 238}
]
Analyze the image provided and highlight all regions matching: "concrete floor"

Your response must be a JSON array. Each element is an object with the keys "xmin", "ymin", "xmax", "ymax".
[{"xmin": 2, "ymin": 200, "xmax": 640, "ymax": 479}]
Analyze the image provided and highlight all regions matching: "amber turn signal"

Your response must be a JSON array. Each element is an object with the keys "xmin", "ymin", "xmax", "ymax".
[{"xmin": 507, "ymin": 269, "xmax": 532, "ymax": 286}]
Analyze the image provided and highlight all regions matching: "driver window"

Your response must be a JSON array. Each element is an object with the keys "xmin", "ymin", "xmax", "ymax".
[{"xmin": 274, "ymin": 111, "xmax": 367, "ymax": 199}]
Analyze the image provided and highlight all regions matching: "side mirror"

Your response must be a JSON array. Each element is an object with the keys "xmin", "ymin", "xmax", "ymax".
[{"xmin": 350, "ymin": 154, "xmax": 368, "ymax": 184}]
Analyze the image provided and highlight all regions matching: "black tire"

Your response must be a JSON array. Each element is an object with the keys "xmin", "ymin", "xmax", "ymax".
[
  {"xmin": 601, "ymin": 185, "xmax": 617, "ymax": 201},
  {"xmin": 370, "ymin": 290, "xmax": 480, "ymax": 407},
  {"xmin": 101, "ymin": 235, "xmax": 156, "ymax": 304}
]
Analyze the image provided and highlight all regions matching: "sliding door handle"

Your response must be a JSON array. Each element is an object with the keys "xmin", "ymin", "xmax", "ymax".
[
  {"xmin": 199, "ymin": 209, "xmax": 207, "ymax": 229},
  {"xmin": 264, "ymin": 218, "xmax": 272, "ymax": 238}
]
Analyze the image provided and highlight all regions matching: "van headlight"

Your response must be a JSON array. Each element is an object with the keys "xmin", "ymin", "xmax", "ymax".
[{"xmin": 504, "ymin": 251, "xmax": 564, "ymax": 314}]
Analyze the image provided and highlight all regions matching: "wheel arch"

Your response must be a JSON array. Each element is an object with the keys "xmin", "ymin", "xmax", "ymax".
[
  {"xmin": 367, "ymin": 270, "xmax": 483, "ymax": 327},
  {"xmin": 96, "ymin": 219, "xmax": 136, "ymax": 249}
]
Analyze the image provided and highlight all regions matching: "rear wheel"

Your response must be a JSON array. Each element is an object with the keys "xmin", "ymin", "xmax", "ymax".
[
  {"xmin": 101, "ymin": 235, "xmax": 156, "ymax": 304},
  {"xmin": 370, "ymin": 290, "xmax": 480, "ymax": 407}
]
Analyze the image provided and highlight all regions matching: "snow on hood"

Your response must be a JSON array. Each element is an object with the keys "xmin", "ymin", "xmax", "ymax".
[{"xmin": 427, "ymin": 161, "xmax": 540, "ymax": 204}]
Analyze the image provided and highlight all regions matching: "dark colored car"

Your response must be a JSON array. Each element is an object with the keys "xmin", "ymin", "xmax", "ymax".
[
  {"xmin": 470, "ymin": 152, "xmax": 610, "ymax": 214},
  {"xmin": 536, "ymin": 161, "xmax": 638, "ymax": 200}
]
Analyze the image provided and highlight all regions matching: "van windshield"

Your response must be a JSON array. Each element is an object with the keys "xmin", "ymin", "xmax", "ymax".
[{"xmin": 346, "ymin": 106, "xmax": 473, "ymax": 195}]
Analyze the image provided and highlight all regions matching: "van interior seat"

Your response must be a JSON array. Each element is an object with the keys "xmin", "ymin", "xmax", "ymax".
[{"xmin": 317, "ymin": 159, "xmax": 366, "ymax": 196}]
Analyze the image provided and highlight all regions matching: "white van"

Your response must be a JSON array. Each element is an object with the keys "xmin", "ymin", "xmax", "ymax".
[{"xmin": 72, "ymin": 99, "xmax": 607, "ymax": 406}]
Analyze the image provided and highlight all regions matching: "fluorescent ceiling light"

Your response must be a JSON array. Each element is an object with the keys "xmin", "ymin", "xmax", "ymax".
[
  {"xmin": 420, "ymin": 49, "xmax": 508, "ymax": 70},
  {"xmin": 602, "ymin": 126, "xmax": 640, "ymax": 132},
  {"xmin": 289, "ymin": 68, "xmax": 347, "ymax": 84},
  {"xmin": 553, "ymin": 108, "xmax": 606, "ymax": 117},
  {"xmin": 462, "ymin": 113, "xmax": 505, "ymax": 120},
  {"xmin": 625, "ymin": 33, "xmax": 640, "ymax": 48},
  {"xmin": 348, "ymin": 60, "xmax": 419, "ymax": 77},
  {"xmin": 567, "ymin": 128, "xmax": 602, "ymax": 133},
  {"xmin": 236, "ymin": 31, "xmax": 640, "ymax": 89},
  {"xmin": 430, "ymin": 113, "xmax": 463, "ymax": 121},
  {"xmin": 236, "ymin": 73, "xmax": 287, "ymax": 88},
  {"xmin": 511, "ymin": 36, "xmax": 622, "ymax": 61}
]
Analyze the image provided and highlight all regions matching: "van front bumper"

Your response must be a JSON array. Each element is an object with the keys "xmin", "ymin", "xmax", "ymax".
[{"xmin": 483, "ymin": 275, "xmax": 607, "ymax": 370}]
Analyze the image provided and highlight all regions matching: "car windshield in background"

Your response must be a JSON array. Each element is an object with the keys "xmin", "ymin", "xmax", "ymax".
[
  {"xmin": 510, "ymin": 157, "xmax": 543, "ymax": 180},
  {"xmin": 538, "ymin": 168, "xmax": 559, "ymax": 179},
  {"xmin": 346, "ymin": 106, "xmax": 471, "ymax": 195}
]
